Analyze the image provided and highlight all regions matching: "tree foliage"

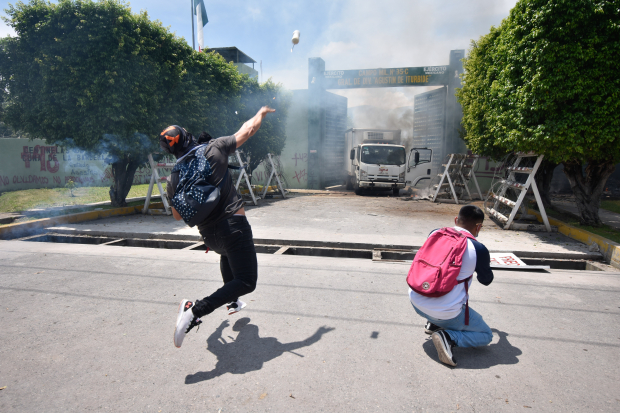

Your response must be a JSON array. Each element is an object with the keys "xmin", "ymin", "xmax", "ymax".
[
  {"xmin": 0, "ymin": 0, "xmax": 244, "ymax": 205},
  {"xmin": 456, "ymin": 0, "xmax": 620, "ymax": 225}
]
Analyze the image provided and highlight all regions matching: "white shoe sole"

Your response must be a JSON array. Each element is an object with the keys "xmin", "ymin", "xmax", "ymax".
[
  {"xmin": 228, "ymin": 300, "xmax": 247, "ymax": 315},
  {"xmin": 432, "ymin": 332, "xmax": 457, "ymax": 367},
  {"xmin": 174, "ymin": 299, "xmax": 190, "ymax": 348}
]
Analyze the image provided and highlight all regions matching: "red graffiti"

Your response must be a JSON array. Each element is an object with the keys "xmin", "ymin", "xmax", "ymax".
[
  {"xmin": 293, "ymin": 169, "xmax": 307, "ymax": 184},
  {"xmin": 101, "ymin": 166, "xmax": 113, "ymax": 183},
  {"xmin": 253, "ymin": 171, "xmax": 265, "ymax": 182},
  {"xmin": 53, "ymin": 176, "xmax": 61, "ymax": 184},
  {"xmin": 21, "ymin": 145, "xmax": 60, "ymax": 172},
  {"xmin": 13, "ymin": 175, "xmax": 49, "ymax": 185},
  {"xmin": 0, "ymin": 176, "xmax": 9, "ymax": 187},
  {"xmin": 292, "ymin": 153, "xmax": 308, "ymax": 167}
]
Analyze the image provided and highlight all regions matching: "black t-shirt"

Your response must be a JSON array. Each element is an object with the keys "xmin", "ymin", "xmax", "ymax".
[{"xmin": 167, "ymin": 135, "xmax": 244, "ymax": 230}]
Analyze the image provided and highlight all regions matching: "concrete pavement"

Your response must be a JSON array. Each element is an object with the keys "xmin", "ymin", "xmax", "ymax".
[
  {"xmin": 1, "ymin": 240, "xmax": 619, "ymax": 412},
  {"xmin": 47, "ymin": 194, "xmax": 596, "ymax": 258}
]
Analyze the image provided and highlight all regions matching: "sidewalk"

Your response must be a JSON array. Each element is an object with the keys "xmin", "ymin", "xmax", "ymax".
[
  {"xmin": 553, "ymin": 200, "xmax": 620, "ymax": 230},
  {"xmin": 44, "ymin": 196, "xmax": 598, "ymax": 259}
]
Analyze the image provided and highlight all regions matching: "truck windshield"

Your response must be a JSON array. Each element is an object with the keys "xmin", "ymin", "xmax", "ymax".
[{"xmin": 361, "ymin": 146, "xmax": 405, "ymax": 165}]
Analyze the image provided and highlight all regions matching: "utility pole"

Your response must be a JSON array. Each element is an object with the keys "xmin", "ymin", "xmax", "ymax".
[{"xmin": 190, "ymin": 0, "xmax": 195, "ymax": 50}]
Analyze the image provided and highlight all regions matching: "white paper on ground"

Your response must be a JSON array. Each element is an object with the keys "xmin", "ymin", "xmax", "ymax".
[
  {"xmin": 489, "ymin": 253, "xmax": 550, "ymax": 270},
  {"xmin": 490, "ymin": 253, "xmax": 526, "ymax": 266}
]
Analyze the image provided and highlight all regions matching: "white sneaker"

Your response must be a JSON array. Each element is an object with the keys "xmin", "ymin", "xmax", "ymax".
[
  {"xmin": 226, "ymin": 299, "xmax": 247, "ymax": 315},
  {"xmin": 174, "ymin": 299, "xmax": 201, "ymax": 348}
]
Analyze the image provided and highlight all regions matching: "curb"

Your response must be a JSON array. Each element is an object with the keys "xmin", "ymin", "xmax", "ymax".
[
  {"xmin": 529, "ymin": 208, "xmax": 620, "ymax": 270},
  {"xmin": 21, "ymin": 195, "xmax": 162, "ymax": 217},
  {"xmin": 0, "ymin": 205, "xmax": 153, "ymax": 240}
]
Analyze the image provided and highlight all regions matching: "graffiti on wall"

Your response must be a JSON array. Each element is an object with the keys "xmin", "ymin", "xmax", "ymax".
[
  {"xmin": 249, "ymin": 152, "xmax": 310, "ymax": 188},
  {"xmin": 1, "ymin": 139, "xmax": 168, "ymax": 191}
]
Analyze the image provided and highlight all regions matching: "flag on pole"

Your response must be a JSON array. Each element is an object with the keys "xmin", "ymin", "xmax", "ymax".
[
  {"xmin": 193, "ymin": 0, "xmax": 208, "ymax": 27},
  {"xmin": 194, "ymin": 0, "xmax": 208, "ymax": 51}
]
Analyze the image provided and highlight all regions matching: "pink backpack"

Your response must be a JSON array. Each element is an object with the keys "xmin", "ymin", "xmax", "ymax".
[{"xmin": 407, "ymin": 227, "xmax": 475, "ymax": 324}]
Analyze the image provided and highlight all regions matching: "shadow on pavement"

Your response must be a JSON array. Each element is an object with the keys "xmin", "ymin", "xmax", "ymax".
[
  {"xmin": 423, "ymin": 329, "xmax": 522, "ymax": 369},
  {"xmin": 185, "ymin": 317, "xmax": 334, "ymax": 384}
]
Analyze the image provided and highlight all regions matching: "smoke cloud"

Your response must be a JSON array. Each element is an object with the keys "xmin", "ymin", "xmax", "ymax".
[
  {"xmin": 267, "ymin": 0, "xmax": 518, "ymax": 100},
  {"xmin": 265, "ymin": 0, "xmax": 518, "ymax": 156}
]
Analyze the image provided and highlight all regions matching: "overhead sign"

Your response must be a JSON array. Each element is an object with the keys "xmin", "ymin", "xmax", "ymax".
[{"xmin": 322, "ymin": 66, "xmax": 449, "ymax": 89}]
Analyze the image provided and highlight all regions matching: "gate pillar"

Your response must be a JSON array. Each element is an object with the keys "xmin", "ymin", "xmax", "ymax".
[
  {"xmin": 445, "ymin": 49, "xmax": 467, "ymax": 155},
  {"xmin": 308, "ymin": 57, "xmax": 325, "ymax": 189}
]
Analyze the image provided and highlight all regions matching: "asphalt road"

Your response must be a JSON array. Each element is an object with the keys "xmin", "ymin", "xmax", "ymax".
[{"xmin": 1, "ymin": 240, "xmax": 619, "ymax": 412}]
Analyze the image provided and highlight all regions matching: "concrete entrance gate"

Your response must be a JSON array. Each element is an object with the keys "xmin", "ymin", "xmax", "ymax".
[{"xmin": 306, "ymin": 50, "xmax": 466, "ymax": 189}]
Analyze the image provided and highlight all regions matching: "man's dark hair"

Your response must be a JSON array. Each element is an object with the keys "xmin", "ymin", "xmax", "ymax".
[
  {"xmin": 197, "ymin": 131, "xmax": 213, "ymax": 145},
  {"xmin": 457, "ymin": 205, "xmax": 485, "ymax": 226}
]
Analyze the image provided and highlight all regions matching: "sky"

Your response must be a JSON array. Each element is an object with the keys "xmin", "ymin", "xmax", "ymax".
[{"xmin": 0, "ymin": 0, "xmax": 519, "ymax": 108}]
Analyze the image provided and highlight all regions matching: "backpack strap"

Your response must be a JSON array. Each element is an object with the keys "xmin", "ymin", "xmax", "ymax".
[
  {"xmin": 457, "ymin": 275, "xmax": 473, "ymax": 325},
  {"xmin": 454, "ymin": 228, "xmax": 475, "ymax": 326}
]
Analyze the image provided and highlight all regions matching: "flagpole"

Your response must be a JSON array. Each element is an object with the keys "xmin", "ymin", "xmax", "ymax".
[{"xmin": 190, "ymin": 0, "xmax": 195, "ymax": 50}]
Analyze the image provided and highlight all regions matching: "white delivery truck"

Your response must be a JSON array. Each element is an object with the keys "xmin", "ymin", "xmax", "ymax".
[{"xmin": 344, "ymin": 128, "xmax": 433, "ymax": 195}]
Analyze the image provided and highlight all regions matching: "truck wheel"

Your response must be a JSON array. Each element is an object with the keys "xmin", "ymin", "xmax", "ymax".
[
  {"xmin": 392, "ymin": 188, "xmax": 400, "ymax": 196},
  {"xmin": 346, "ymin": 177, "xmax": 353, "ymax": 190},
  {"xmin": 354, "ymin": 181, "xmax": 363, "ymax": 195}
]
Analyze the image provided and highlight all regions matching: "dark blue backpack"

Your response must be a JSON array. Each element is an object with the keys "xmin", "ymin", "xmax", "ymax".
[{"xmin": 171, "ymin": 145, "xmax": 225, "ymax": 227}]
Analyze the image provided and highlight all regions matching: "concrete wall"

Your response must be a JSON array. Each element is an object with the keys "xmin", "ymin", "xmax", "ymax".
[
  {"xmin": 250, "ymin": 88, "xmax": 348, "ymax": 190},
  {"xmin": 0, "ymin": 138, "xmax": 168, "ymax": 192}
]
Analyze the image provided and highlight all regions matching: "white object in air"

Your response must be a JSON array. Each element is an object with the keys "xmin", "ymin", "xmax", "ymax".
[{"xmin": 291, "ymin": 30, "xmax": 300, "ymax": 52}]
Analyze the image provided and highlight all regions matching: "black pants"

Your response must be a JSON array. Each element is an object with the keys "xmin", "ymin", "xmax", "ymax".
[{"xmin": 192, "ymin": 216, "xmax": 258, "ymax": 318}]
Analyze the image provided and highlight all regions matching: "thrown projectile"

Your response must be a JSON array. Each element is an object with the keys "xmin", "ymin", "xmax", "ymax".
[{"xmin": 291, "ymin": 30, "xmax": 300, "ymax": 52}]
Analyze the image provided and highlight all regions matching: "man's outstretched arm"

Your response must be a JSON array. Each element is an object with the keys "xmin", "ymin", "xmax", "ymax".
[
  {"xmin": 234, "ymin": 106, "xmax": 275, "ymax": 148},
  {"xmin": 472, "ymin": 240, "xmax": 494, "ymax": 285}
]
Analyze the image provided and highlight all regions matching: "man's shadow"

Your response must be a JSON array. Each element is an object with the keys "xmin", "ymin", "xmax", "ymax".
[
  {"xmin": 186, "ymin": 318, "xmax": 335, "ymax": 384},
  {"xmin": 423, "ymin": 329, "xmax": 522, "ymax": 369}
]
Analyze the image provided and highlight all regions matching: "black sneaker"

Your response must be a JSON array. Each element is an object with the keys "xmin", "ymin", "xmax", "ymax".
[
  {"xmin": 174, "ymin": 299, "xmax": 202, "ymax": 348},
  {"xmin": 424, "ymin": 321, "xmax": 442, "ymax": 335},
  {"xmin": 431, "ymin": 330, "xmax": 457, "ymax": 367}
]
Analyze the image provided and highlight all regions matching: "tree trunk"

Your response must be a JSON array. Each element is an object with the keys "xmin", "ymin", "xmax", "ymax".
[
  {"xmin": 534, "ymin": 160, "xmax": 558, "ymax": 208},
  {"xmin": 109, "ymin": 156, "xmax": 142, "ymax": 207},
  {"xmin": 562, "ymin": 159, "xmax": 616, "ymax": 226}
]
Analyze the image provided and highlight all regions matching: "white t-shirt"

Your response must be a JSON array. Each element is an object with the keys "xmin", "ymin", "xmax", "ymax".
[{"xmin": 408, "ymin": 227, "xmax": 477, "ymax": 320}]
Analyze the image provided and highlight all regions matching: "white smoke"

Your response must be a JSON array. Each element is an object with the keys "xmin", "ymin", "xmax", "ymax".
[{"xmin": 268, "ymin": 0, "xmax": 518, "ymax": 100}]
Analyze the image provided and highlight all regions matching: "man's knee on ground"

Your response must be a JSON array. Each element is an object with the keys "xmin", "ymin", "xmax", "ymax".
[{"xmin": 481, "ymin": 329, "xmax": 493, "ymax": 346}]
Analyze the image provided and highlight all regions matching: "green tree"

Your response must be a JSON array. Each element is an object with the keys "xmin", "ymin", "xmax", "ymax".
[
  {"xmin": 235, "ymin": 78, "xmax": 290, "ymax": 179},
  {"xmin": 0, "ymin": 0, "xmax": 242, "ymax": 206},
  {"xmin": 456, "ymin": 0, "xmax": 620, "ymax": 226}
]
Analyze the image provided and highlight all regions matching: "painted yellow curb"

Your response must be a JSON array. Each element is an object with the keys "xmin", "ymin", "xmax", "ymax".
[
  {"xmin": 529, "ymin": 208, "xmax": 620, "ymax": 269},
  {"xmin": 0, "ymin": 205, "xmax": 149, "ymax": 240}
]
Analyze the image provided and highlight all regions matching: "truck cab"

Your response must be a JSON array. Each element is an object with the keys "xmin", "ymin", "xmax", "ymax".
[
  {"xmin": 349, "ymin": 143, "xmax": 406, "ymax": 195},
  {"xmin": 345, "ymin": 129, "xmax": 406, "ymax": 195},
  {"xmin": 344, "ymin": 129, "xmax": 434, "ymax": 195}
]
